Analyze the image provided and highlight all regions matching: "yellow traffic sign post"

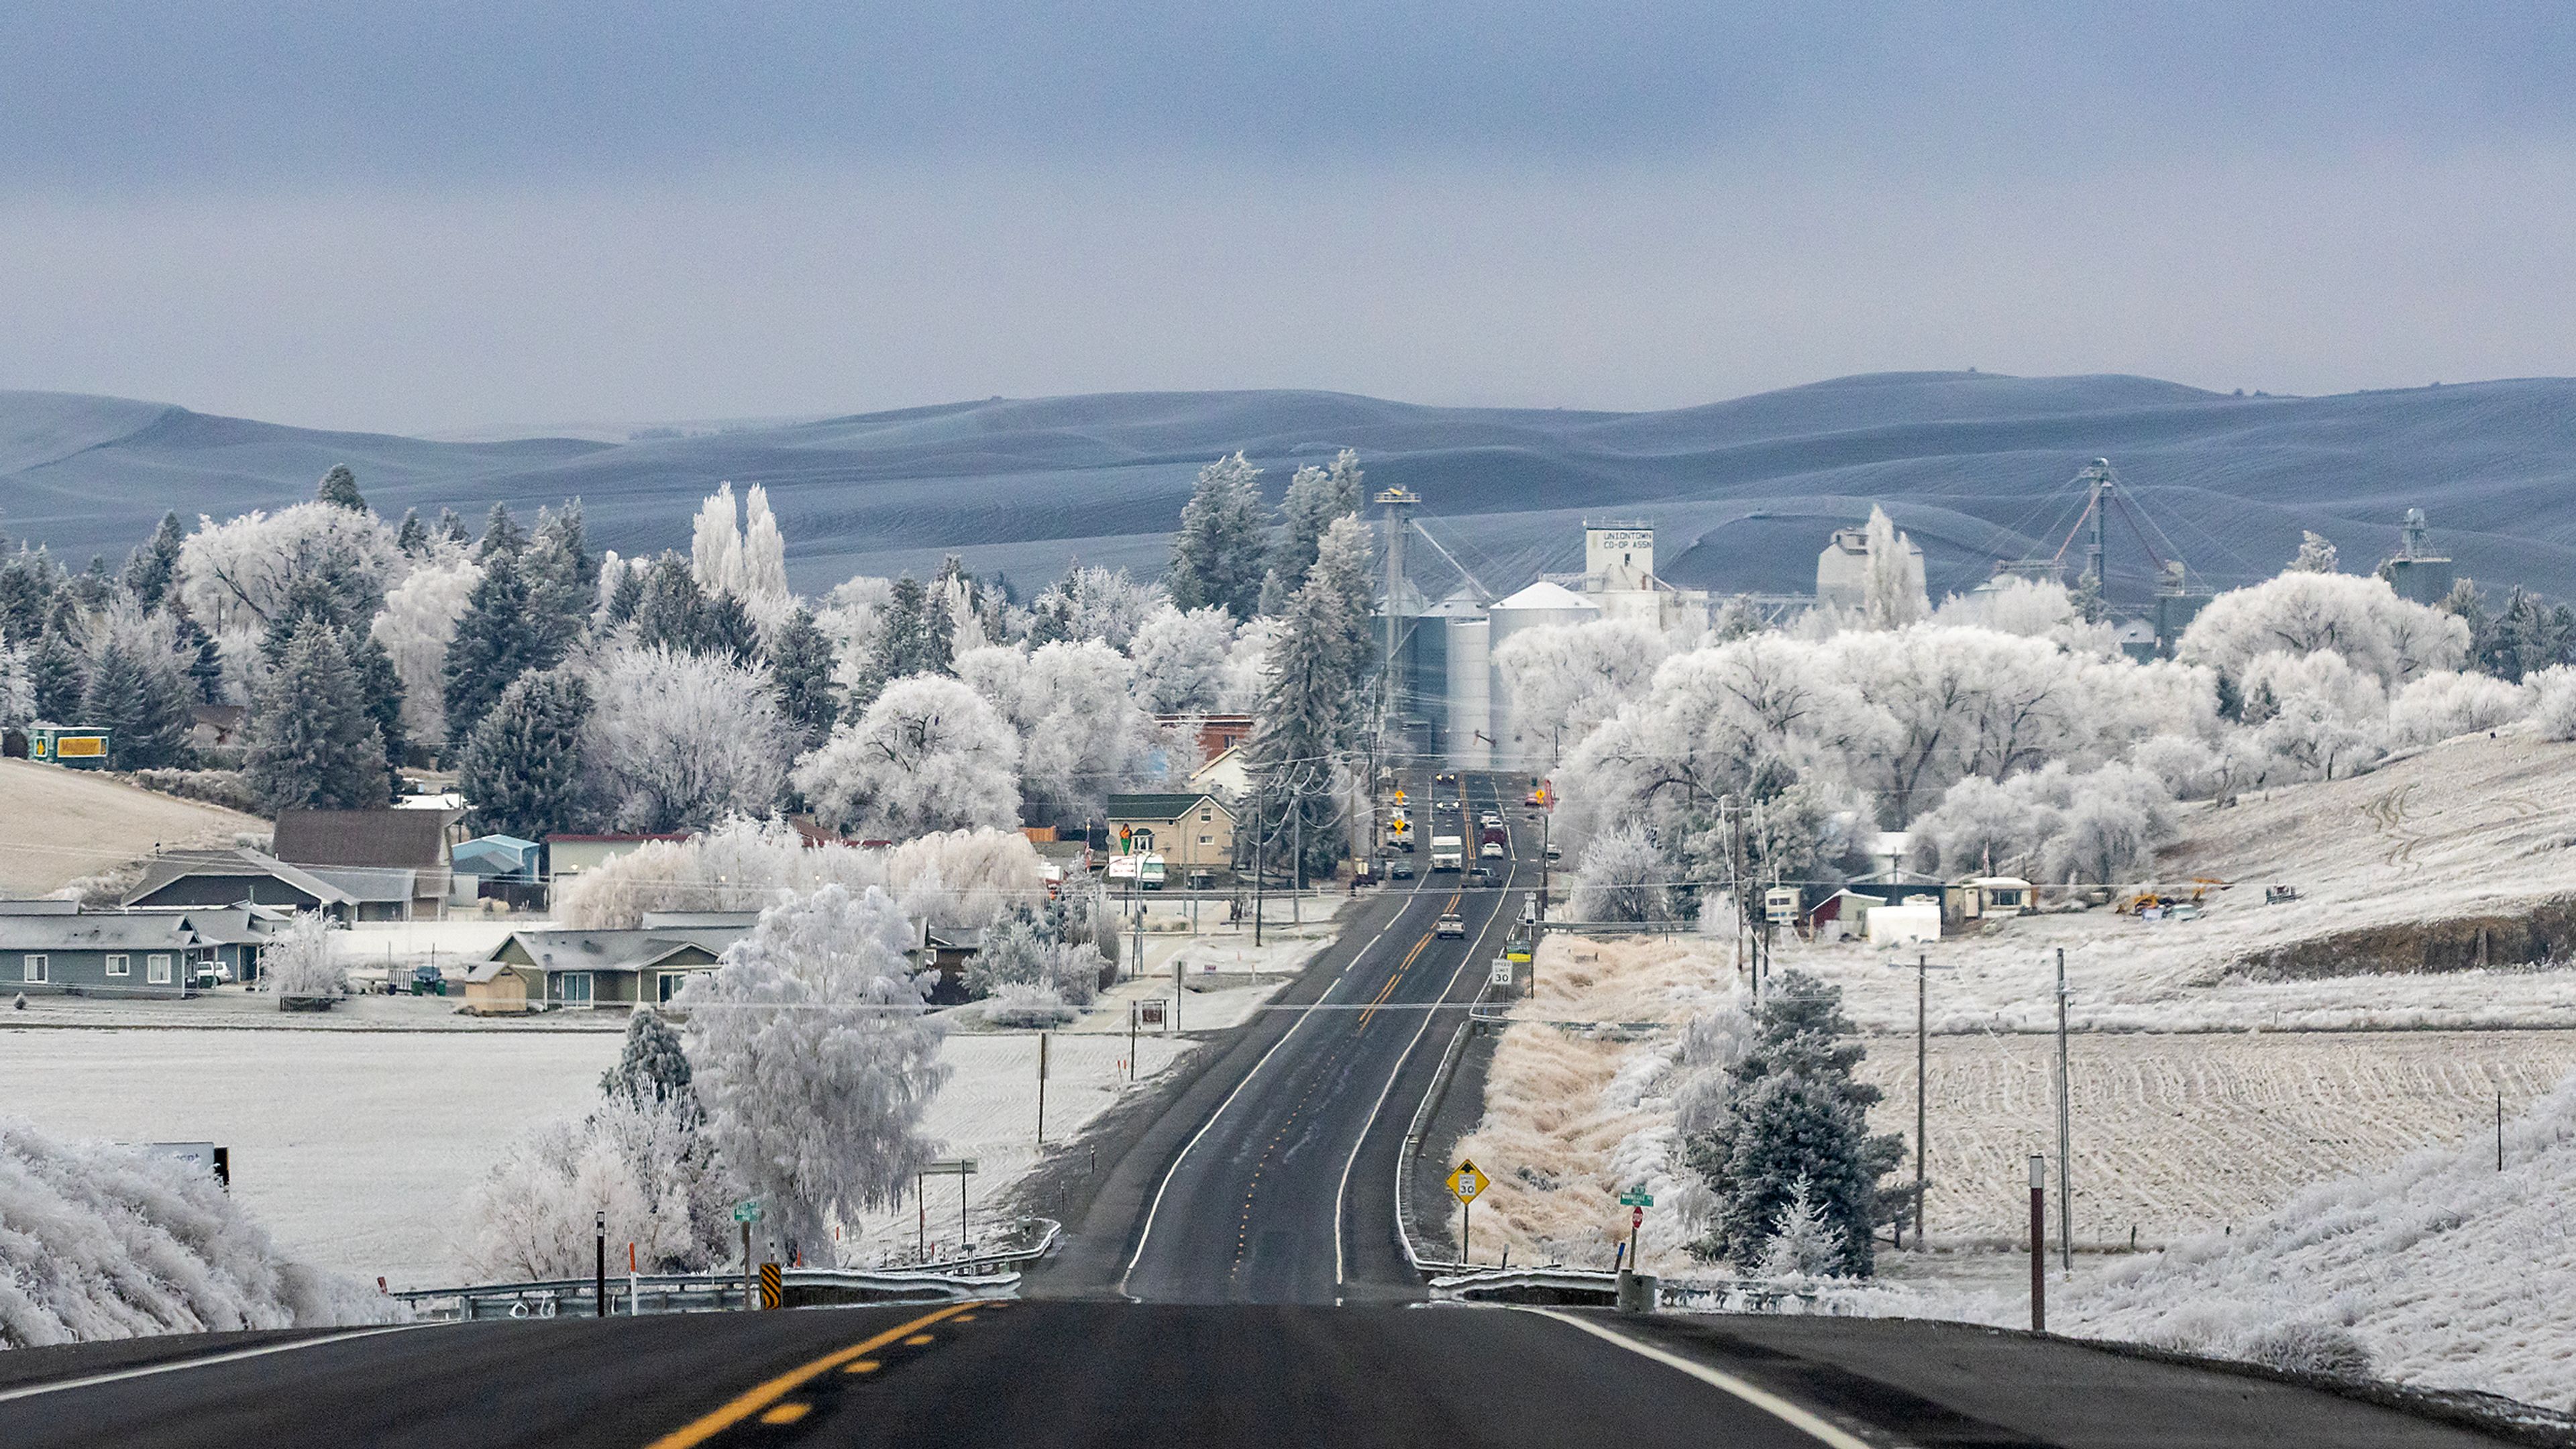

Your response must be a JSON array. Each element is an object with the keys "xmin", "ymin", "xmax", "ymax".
[
  {"xmin": 1447, "ymin": 1159, "xmax": 1490, "ymax": 1265},
  {"xmin": 758, "ymin": 1260, "xmax": 783, "ymax": 1311}
]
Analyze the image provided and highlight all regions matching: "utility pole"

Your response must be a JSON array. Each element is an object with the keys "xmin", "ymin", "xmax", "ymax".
[
  {"xmin": 594, "ymin": 1211, "xmax": 606, "ymax": 1318},
  {"xmin": 1036, "ymin": 1031, "xmax": 1049, "ymax": 1144},
  {"xmin": 1916, "ymin": 951, "xmax": 1929, "ymax": 1249},
  {"xmin": 2498, "ymin": 1089, "xmax": 2506, "ymax": 1171},
  {"xmin": 1252, "ymin": 797, "xmax": 1265, "ymax": 948},
  {"xmin": 2055, "ymin": 947, "xmax": 2073, "ymax": 1274},
  {"xmin": 2028, "ymin": 1155, "xmax": 2047, "ymax": 1333}
]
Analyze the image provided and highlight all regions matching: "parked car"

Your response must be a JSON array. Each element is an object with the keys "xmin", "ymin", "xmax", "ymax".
[{"xmin": 1435, "ymin": 914, "xmax": 1466, "ymax": 938}]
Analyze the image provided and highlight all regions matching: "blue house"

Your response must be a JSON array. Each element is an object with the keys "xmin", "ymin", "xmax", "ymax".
[{"xmin": 3, "ymin": 912, "xmax": 215, "ymax": 997}]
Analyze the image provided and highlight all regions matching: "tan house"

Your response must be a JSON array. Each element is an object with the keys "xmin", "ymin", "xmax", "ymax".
[
  {"xmin": 1104, "ymin": 792, "xmax": 1236, "ymax": 879},
  {"xmin": 462, "ymin": 924, "xmax": 749, "ymax": 1012},
  {"xmin": 543, "ymin": 833, "xmax": 690, "ymax": 879}
]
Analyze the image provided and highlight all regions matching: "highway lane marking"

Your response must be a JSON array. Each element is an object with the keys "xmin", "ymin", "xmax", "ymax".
[
  {"xmin": 1116, "ymin": 897, "xmax": 1421, "ymax": 1299},
  {"xmin": 1334, "ymin": 804, "xmax": 1523, "ymax": 1287},
  {"xmin": 642, "ymin": 1301, "xmax": 977, "ymax": 1449},
  {"xmin": 757, "ymin": 1405, "xmax": 810, "ymax": 1425},
  {"xmin": 0, "ymin": 1322, "xmax": 438, "ymax": 1406},
  {"xmin": 1356, "ymin": 933, "xmax": 1432, "ymax": 1028},
  {"xmin": 1512, "ymin": 1310, "xmax": 1874, "ymax": 1449}
]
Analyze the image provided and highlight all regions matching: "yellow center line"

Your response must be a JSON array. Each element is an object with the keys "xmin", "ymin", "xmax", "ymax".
[
  {"xmin": 643, "ymin": 1301, "xmax": 980, "ymax": 1449},
  {"xmin": 1357, "ymin": 933, "xmax": 1432, "ymax": 1028}
]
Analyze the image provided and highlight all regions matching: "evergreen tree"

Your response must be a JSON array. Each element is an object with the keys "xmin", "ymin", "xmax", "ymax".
[
  {"xmin": 523, "ymin": 503, "xmax": 595, "ymax": 657},
  {"xmin": 31, "ymin": 631, "xmax": 85, "ymax": 721},
  {"xmin": 769, "ymin": 606, "xmax": 841, "ymax": 749},
  {"xmin": 1167, "ymin": 452, "xmax": 1271, "ymax": 620},
  {"xmin": 632, "ymin": 552, "xmax": 709, "ymax": 653},
  {"xmin": 122, "ymin": 512, "xmax": 186, "ymax": 608},
  {"xmin": 0, "ymin": 547, "xmax": 57, "ymax": 641},
  {"xmin": 1260, "ymin": 449, "xmax": 1364, "ymax": 614},
  {"xmin": 458, "ymin": 668, "xmax": 593, "ymax": 839},
  {"xmin": 1682, "ymin": 969, "xmax": 1904, "ymax": 1277},
  {"xmin": 602, "ymin": 1008, "xmax": 700, "ymax": 1119},
  {"xmin": 603, "ymin": 564, "xmax": 644, "ymax": 626},
  {"xmin": 258, "ymin": 576, "xmax": 354, "ymax": 669},
  {"xmin": 2478, "ymin": 586, "xmax": 2569, "ymax": 683},
  {"xmin": 70, "ymin": 555, "xmax": 117, "ymax": 610},
  {"xmin": 699, "ymin": 588, "xmax": 761, "ymax": 665},
  {"xmin": 317, "ymin": 464, "xmax": 369, "ymax": 513},
  {"xmin": 168, "ymin": 598, "xmax": 226, "ymax": 705},
  {"xmin": 476, "ymin": 502, "xmax": 526, "ymax": 561},
  {"xmin": 345, "ymin": 627, "xmax": 410, "ymax": 785},
  {"xmin": 435, "ymin": 507, "xmax": 470, "ymax": 547},
  {"xmin": 394, "ymin": 508, "xmax": 431, "ymax": 557},
  {"xmin": 443, "ymin": 551, "xmax": 557, "ymax": 752},
  {"xmin": 864, "ymin": 576, "xmax": 949, "ymax": 687},
  {"xmin": 246, "ymin": 629, "xmax": 388, "ymax": 810},
  {"xmin": 1243, "ymin": 518, "xmax": 1375, "ymax": 881},
  {"xmin": 80, "ymin": 640, "xmax": 195, "ymax": 769}
]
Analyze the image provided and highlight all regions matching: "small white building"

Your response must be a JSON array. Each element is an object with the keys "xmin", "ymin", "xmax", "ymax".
[{"xmin": 1867, "ymin": 901, "xmax": 1943, "ymax": 947}]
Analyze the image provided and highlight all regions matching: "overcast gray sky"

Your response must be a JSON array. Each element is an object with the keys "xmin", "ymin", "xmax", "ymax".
[{"xmin": 3, "ymin": 2, "xmax": 2571, "ymax": 434}]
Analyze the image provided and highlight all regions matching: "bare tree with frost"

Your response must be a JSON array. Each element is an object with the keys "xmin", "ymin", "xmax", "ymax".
[
  {"xmin": 957, "ymin": 639, "xmax": 1163, "ymax": 823},
  {"xmin": 792, "ymin": 674, "xmax": 1022, "ymax": 837},
  {"xmin": 1128, "ymin": 602, "xmax": 1238, "ymax": 714},
  {"xmin": 588, "ymin": 644, "xmax": 793, "ymax": 832},
  {"xmin": 680, "ymin": 885, "xmax": 949, "ymax": 1256}
]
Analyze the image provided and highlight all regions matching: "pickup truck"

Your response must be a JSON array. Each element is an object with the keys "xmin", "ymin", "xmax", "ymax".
[
  {"xmin": 1435, "ymin": 914, "xmax": 1466, "ymax": 939},
  {"xmin": 1429, "ymin": 835, "xmax": 1464, "ymax": 871}
]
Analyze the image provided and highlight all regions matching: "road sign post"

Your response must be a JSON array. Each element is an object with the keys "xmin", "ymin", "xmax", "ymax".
[
  {"xmin": 1447, "ymin": 1159, "xmax": 1489, "ymax": 1265},
  {"xmin": 2028, "ymin": 1155, "xmax": 2047, "ymax": 1333},
  {"xmin": 1617, "ymin": 1187, "xmax": 1652, "ymax": 1273},
  {"xmin": 732, "ymin": 1199, "xmax": 762, "ymax": 1311},
  {"xmin": 759, "ymin": 1260, "xmax": 782, "ymax": 1311}
]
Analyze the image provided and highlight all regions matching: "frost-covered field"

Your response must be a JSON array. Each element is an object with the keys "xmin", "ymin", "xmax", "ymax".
[{"xmin": 1789, "ymin": 730, "xmax": 2576, "ymax": 1037}]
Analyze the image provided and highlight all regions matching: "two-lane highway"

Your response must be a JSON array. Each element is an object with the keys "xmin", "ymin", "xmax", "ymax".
[{"xmin": 1114, "ymin": 769, "xmax": 1530, "ymax": 1303}]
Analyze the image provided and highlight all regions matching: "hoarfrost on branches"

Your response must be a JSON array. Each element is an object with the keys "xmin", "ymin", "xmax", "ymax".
[
  {"xmin": 459, "ymin": 1093, "xmax": 737, "ymax": 1279},
  {"xmin": 681, "ymin": 884, "xmax": 949, "ymax": 1255},
  {"xmin": 588, "ymin": 645, "xmax": 792, "ymax": 832},
  {"xmin": 792, "ymin": 674, "xmax": 1021, "ymax": 838},
  {"xmin": 262, "ymin": 914, "xmax": 346, "ymax": 1002},
  {"xmin": 957, "ymin": 641, "xmax": 1162, "ymax": 823},
  {"xmin": 2387, "ymin": 669, "xmax": 2529, "ymax": 745},
  {"xmin": 370, "ymin": 552, "xmax": 482, "ymax": 742},
  {"xmin": 1568, "ymin": 822, "xmax": 1674, "ymax": 923},
  {"xmin": 1128, "ymin": 603, "xmax": 1239, "ymax": 714},
  {"xmin": 2179, "ymin": 571, "xmax": 2467, "ymax": 692},
  {"xmin": 555, "ymin": 817, "xmax": 1044, "ymax": 932}
]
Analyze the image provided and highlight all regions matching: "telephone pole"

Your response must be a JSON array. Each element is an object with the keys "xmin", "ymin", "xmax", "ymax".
[{"xmin": 2055, "ymin": 947, "xmax": 2073, "ymax": 1273}]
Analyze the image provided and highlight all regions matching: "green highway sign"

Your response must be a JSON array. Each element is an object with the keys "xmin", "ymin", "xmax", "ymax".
[
  {"xmin": 1616, "ymin": 1189, "xmax": 1653, "ymax": 1208},
  {"xmin": 733, "ymin": 1200, "xmax": 763, "ymax": 1224}
]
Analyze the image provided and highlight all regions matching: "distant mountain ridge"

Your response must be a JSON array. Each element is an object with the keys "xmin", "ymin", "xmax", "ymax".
[{"xmin": 4, "ymin": 372, "xmax": 2572, "ymax": 606}]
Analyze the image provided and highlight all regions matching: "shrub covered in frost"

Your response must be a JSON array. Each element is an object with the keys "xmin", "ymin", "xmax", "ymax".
[
  {"xmin": 262, "ymin": 914, "xmax": 345, "ymax": 1002},
  {"xmin": 2387, "ymin": 670, "xmax": 2528, "ymax": 746},
  {"xmin": 460, "ymin": 1092, "xmax": 737, "ymax": 1279},
  {"xmin": 963, "ymin": 910, "xmax": 1103, "ymax": 1006},
  {"xmin": 2238, "ymin": 1322, "xmax": 2374, "ymax": 1380},
  {"xmin": 2529, "ymin": 666, "xmax": 2576, "ymax": 743},
  {"xmin": 1568, "ymin": 823, "xmax": 1674, "ymax": 922},
  {"xmin": 0, "ymin": 1118, "xmax": 396, "ymax": 1347},
  {"xmin": 980, "ymin": 982, "xmax": 1079, "ymax": 1029}
]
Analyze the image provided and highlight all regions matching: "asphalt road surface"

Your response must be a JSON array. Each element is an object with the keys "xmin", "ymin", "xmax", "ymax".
[
  {"xmin": 0, "ymin": 1301, "xmax": 2509, "ymax": 1448},
  {"xmin": 1110, "ymin": 767, "xmax": 1530, "ymax": 1303}
]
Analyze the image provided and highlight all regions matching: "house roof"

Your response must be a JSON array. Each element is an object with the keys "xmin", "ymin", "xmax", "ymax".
[
  {"xmin": 544, "ymin": 833, "xmax": 692, "ymax": 844},
  {"xmin": 0, "ymin": 913, "xmax": 202, "ymax": 951},
  {"xmin": 125, "ymin": 849, "xmax": 358, "ymax": 908},
  {"xmin": 307, "ymin": 867, "xmax": 417, "ymax": 904},
  {"xmin": 1106, "ymin": 792, "xmax": 1232, "ymax": 822},
  {"xmin": 273, "ymin": 809, "xmax": 458, "ymax": 871},
  {"xmin": 161, "ymin": 906, "xmax": 290, "ymax": 946},
  {"xmin": 486, "ymin": 926, "xmax": 749, "ymax": 975},
  {"xmin": 1489, "ymin": 580, "xmax": 1597, "ymax": 613},
  {"xmin": 0, "ymin": 899, "xmax": 80, "ymax": 916}
]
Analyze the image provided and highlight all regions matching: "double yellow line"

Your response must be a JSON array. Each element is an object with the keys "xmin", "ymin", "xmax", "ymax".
[
  {"xmin": 645, "ymin": 1301, "xmax": 983, "ymax": 1448},
  {"xmin": 1357, "ymin": 892, "xmax": 1462, "ymax": 1030}
]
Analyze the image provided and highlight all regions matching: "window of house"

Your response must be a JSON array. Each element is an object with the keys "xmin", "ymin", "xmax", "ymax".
[
  {"xmin": 105, "ymin": 953, "xmax": 130, "ymax": 977},
  {"xmin": 1200, "ymin": 835, "xmax": 1213, "ymax": 845},
  {"xmin": 148, "ymin": 954, "xmax": 173, "ymax": 985},
  {"xmin": 558, "ymin": 972, "xmax": 594, "ymax": 1006},
  {"xmin": 22, "ymin": 954, "xmax": 46, "ymax": 984},
  {"xmin": 657, "ymin": 972, "xmax": 693, "ymax": 1004}
]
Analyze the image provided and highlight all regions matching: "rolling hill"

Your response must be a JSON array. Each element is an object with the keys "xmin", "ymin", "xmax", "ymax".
[{"xmin": 5, "ymin": 372, "xmax": 2573, "ymax": 604}]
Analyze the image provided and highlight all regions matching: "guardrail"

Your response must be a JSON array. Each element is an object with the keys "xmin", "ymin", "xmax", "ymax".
[
  {"xmin": 869, "ymin": 1216, "xmax": 1061, "ymax": 1275},
  {"xmin": 1425, "ymin": 1267, "xmax": 1823, "ymax": 1312},
  {"xmin": 1395, "ymin": 986, "xmax": 1493, "ymax": 1275}
]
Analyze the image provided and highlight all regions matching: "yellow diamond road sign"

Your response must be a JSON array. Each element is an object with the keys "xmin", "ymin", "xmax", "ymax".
[{"xmin": 1447, "ymin": 1159, "xmax": 1489, "ymax": 1203}]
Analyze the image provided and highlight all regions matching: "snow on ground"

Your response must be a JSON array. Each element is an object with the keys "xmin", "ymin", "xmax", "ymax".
[
  {"xmin": 1792, "ymin": 729, "xmax": 2576, "ymax": 1037},
  {"xmin": 0, "ymin": 918, "xmax": 1336, "ymax": 1285}
]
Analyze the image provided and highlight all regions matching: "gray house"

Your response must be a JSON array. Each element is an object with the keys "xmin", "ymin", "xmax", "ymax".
[
  {"xmin": 461, "ymin": 925, "xmax": 752, "ymax": 1013},
  {"xmin": 5, "ymin": 913, "xmax": 215, "ymax": 997},
  {"xmin": 124, "ymin": 847, "xmax": 416, "ymax": 921},
  {"xmin": 125, "ymin": 904, "xmax": 292, "ymax": 983}
]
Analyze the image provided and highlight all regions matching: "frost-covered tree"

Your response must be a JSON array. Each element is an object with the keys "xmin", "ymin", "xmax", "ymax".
[
  {"xmin": 768, "ymin": 606, "xmax": 841, "ymax": 749},
  {"xmin": 962, "ymin": 908, "xmax": 1104, "ymax": 1006},
  {"xmin": 174, "ymin": 502, "xmax": 398, "ymax": 637},
  {"xmin": 681, "ymin": 884, "xmax": 949, "ymax": 1255},
  {"xmin": 372, "ymin": 551, "xmax": 482, "ymax": 744},
  {"xmin": 2528, "ymin": 665, "xmax": 2576, "ymax": 743},
  {"xmin": 315, "ymin": 464, "xmax": 368, "ymax": 513},
  {"xmin": 602, "ymin": 1007, "xmax": 699, "ymax": 1117},
  {"xmin": 2475, "ymin": 586, "xmax": 2575, "ymax": 684},
  {"xmin": 1260, "ymin": 449, "xmax": 1363, "ymax": 614},
  {"xmin": 460, "ymin": 1093, "xmax": 735, "ymax": 1279},
  {"xmin": 691, "ymin": 483, "xmax": 743, "ymax": 596},
  {"xmin": 1128, "ymin": 603, "xmax": 1238, "ymax": 714},
  {"xmin": 589, "ymin": 645, "xmax": 792, "ymax": 832},
  {"xmin": 1167, "ymin": 453, "xmax": 1270, "ymax": 620},
  {"xmin": 957, "ymin": 640, "xmax": 1162, "ymax": 824},
  {"xmin": 246, "ymin": 628, "xmax": 387, "ymax": 810},
  {"xmin": 792, "ymin": 674, "xmax": 1021, "ymax": 838},
  {"xmin": 2179, "ymin": 570, "xmax": 2467, "ymax": 692},
  {"xmin": 121, "ymin": 512, "xmax": 187, "ymax": 610},
  {"xmin": 443, "ymin": 551, "xmax": 559, "ymax": 752},
  {"xmin": 1756, "ymin": 1174, "xmax": 1841, "ymax": 1280},
  {"xmin": 0, "ymin": 1118, "xmax": 388, "ymax": 1346},
  {"xmin": 1567, "ymin": 822, "xmax": 1672, "ymax": 922},
  {"xmin": 1245, "ymin": 517, "xmax": 1375, "ymax": 879},
  {"xmin": 1682, "ymin": 969, "xmax": 1901, "ymax": 1276},
  {"xmin": 687, "ymin": 482, "xmax": 791, "ymax": 626},
  {"xmin": 80, "ymin": 638, "xmax": 194, "ymax": 770},
  {"xmin": 0, "ymin": 629, "xmax": 32, "ymax": 729},
  {"xmin": 1023, "ymin": 564, "xmax": 1161, "ymax": 651},
  {"xmin": 394, "ymin": 508, "xmax": 431, "ymax": 557},
  {"xmin": 458, "ymin": 668, "xmax": 594, "ymax": 840},
  {"xmin": 2289, "ymin": 530, "xmax": 2339, "ymax": 573},
  {"xmin": 1493, "ymin": 618, "xmax": 1669, "ymax": 767},
  {"xmin": 2388, "ymin": 669, "xmax": 2529, "ymax": 745},
  {"xmin": 1860, "ymin": 505, "xmax": 1929, "ymax": 631},
  {"xmin": 553, "ymin": 818, "xmax": 1044, "ymax": 931},
  {"xmin": 523, "ymin": 502, "xmax": 596, "ymax": 659},
  {"xmin": 262, "ymin": 914, "xmax": 346, "ymax": 1002},
  {"xmin": 857, "ymin": 576, "xmax": 951, "ymax": 698},
  {"xmin": 476, "ymin": 501, "xmax": 526, "ymax": 561}
]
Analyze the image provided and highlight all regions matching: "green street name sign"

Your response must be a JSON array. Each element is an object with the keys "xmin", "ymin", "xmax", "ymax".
[{"xmin": 1616, "ymin": 1189, "xmax": 1653, "ymax": 1208}]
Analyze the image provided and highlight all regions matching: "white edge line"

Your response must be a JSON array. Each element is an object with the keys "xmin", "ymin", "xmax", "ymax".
[
  {"xmin": 0, "ymin": 1322, "xmax": 436, "ymax": 1406},
  {"xmin": 1334, "ymin": 787, "xmax": 1520, "ymax": 1286},
  {"xmin": 1116, "ymin": 903, "xmax": 1413, "ymax": 1299},
  {"xmin": 1513, "ymin": 1308, "xmax": 1876, "ymax": 1449}
]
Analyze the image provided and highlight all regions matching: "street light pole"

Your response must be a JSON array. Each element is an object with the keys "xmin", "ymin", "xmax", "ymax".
[
  {"xmin": 1915, "ymin": 950, "xmax": 1928, "ymax": 1250},
  {"xmin": 594, "ymin": 1211, "xmax": 606, "ymax": 1318},
  {"xmin": 2055, "ymin": 947, "xmax": 2072, "ymax": 1274}
]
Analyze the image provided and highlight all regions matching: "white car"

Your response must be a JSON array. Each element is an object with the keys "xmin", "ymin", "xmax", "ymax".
[
  {"xmin": 1435, "ymin": 914, "xmax": 1466, "ymax": 939},
  {"xmin": 1479, "ymin": 841, "xmax": 1505, "ymax": 859}
]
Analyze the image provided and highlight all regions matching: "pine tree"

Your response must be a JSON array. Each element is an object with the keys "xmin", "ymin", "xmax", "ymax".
[
  {"xmin": 394, "ymin": 508, "xmax": 431, "ymax": 557},
  {"xmin": 1260, "ymin": 449, "xmax": 1363, "ymax": 614},
  {"xmin": 632, "ymin": 552, "xmax": 709, "ymax": 653},
  {"xmin": 0, "ymin": 547, "xmax": 58, "ymax": 642},
  {"xmin": 345, "ymin": 627, "xmax": 410, "ymax": 784},
  {"xmin": 1167, "ymin": 452, "xmax": 1271, "ymax": 620},
  {"xmin": 476, "ymin": 502, "xmax": 526, "ymax": 561},
  {"xmin": 458, "ymin": 668, "xmax": 593, "ymax": 839},
  {"xmin": 122, "ymin": 513, "xmax": 186, "ymax": 608},
  {"xmin": 700, "ymin": 588, "xmax": 761, "ymax": 665},
  {"xmin": 1755, "ymin": 1174, "xmax": 1841, "ymax": 1280},
  {"xmin": 246, "ymin": 629, "xmax": 388, "ymax": 810},
  {"xmin": 317, "ymin": 464, "xmax": 369, "ymax": 513},
  {"xmin": 523, "ymin": 503, "xmax": 594, "ymax": 657},
  {"xmin": 604, "ymin": 564, "xmax": 645, "ymax": 626},
  {"xmin": 602, "ymin": 1008, "xmax": 700, "ymax": 1119},
  {"xmin": 168, "ymin": 598, "xmax": 226, "ymax": 705},
  {"xmin": 80, "ymin": 640, "xmax": 195, "ymax": 769},
  {"xmin": 864, "ymin": 576, "xmax": 949, "ymax": 689},
  {"xmin": 769, "ymin": 606, "xmax": 841, "ymax": 749},
  {"xmin": 1244, "ymin": 518, "xmax": 1374, "ymax": 881},
  {"xmin": 443, "ymin": 551, "xmax": 556, "ymax": 753},
  {"xmin": 1682, "ymin": 969, "xmax": 1903, "ymax": 1277},
  {"xmin": 32, "ymin": 629, "xmax": 86, "ymax": 722},
  {"xmin": 435, "ymin": 507, "xmax": 470, "ymax": 547}
]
